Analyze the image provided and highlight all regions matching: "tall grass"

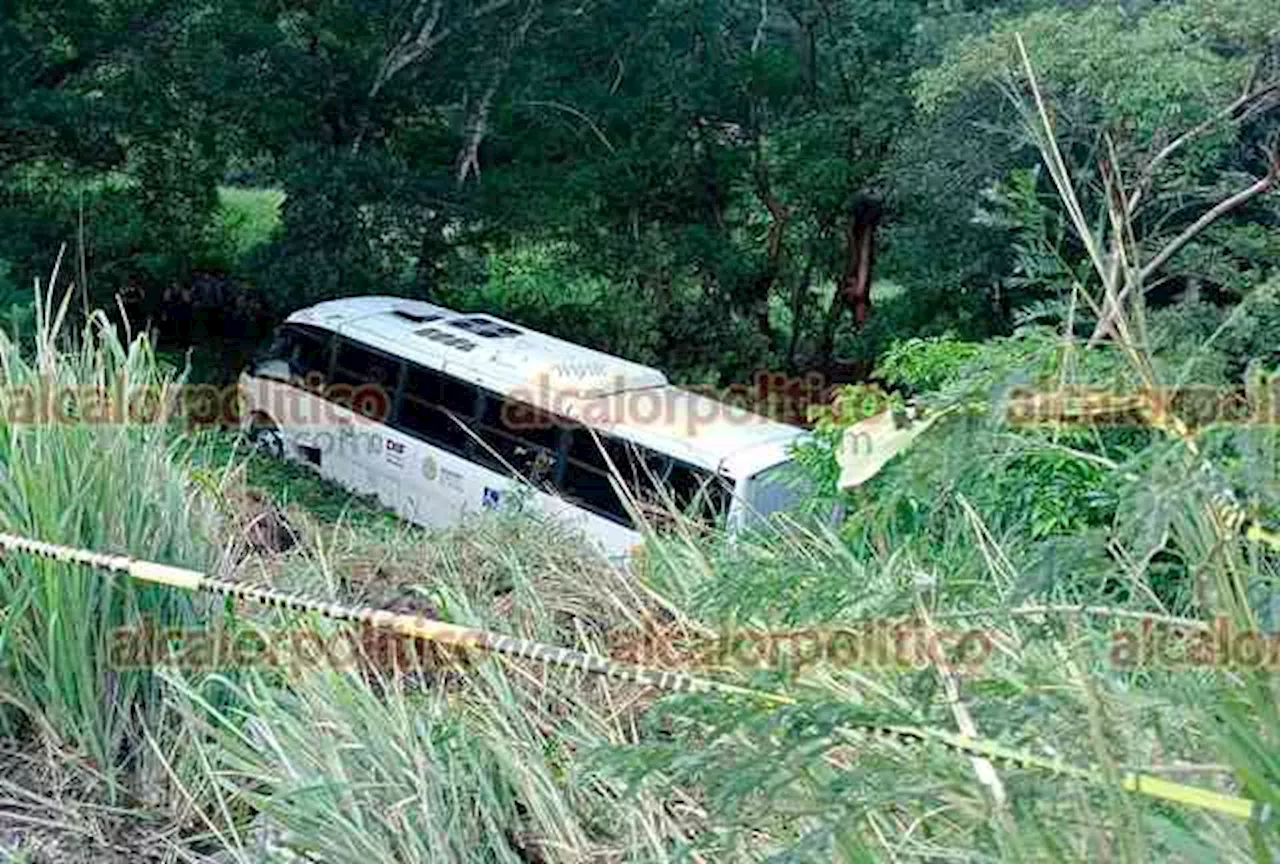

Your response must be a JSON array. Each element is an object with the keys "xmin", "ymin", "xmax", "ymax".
[
  {"xmin": 618, "ymin": 501, "xmax": 1278, "ymax": 860},
  {"xmin": 164, "ymin": 512, "xmax": 695, "ymax": 863},
  {"xmin": 0, "ymin": 262, "xmax": 223, "ymax": 797}
]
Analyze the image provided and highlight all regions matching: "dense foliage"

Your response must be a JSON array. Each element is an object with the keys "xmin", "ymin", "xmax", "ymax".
[{"xmin": 4, "ymin": 0, "xmax": 1273, "ymax": 385}]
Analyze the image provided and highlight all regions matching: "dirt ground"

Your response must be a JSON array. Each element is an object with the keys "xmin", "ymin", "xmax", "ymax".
[{"xmin": 0, "ymin": 737, "xmax": 221, "ymax": 864}]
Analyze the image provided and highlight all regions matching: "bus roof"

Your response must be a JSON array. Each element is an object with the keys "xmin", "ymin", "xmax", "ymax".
[
  {"xmin": 285, "ymin": 296, "xmax": 806, "ymax": 477},
  {"xmin": 290, "ymin": 296, "xmax": 667, "ymax": 395}
]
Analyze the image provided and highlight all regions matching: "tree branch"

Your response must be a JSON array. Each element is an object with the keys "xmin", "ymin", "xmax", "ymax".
[
  {"xmin": 1138, "ymin": 149, "xmax": 1279, "ymax": 283},
  {"xmin": 368, "ymin": 0, "xmax": 445, "ymax": 102},
  {"xmin": 455, "ymin": 1, "xmax": 540, "ymax": 186},
  {"xmin": 357, "ymin": 0, "xmax": 521, "ymax": 153},
  {"xmin": 1090, "ymin": 142, "xmax": 1279, "ymax": 343},
  {"xmin": 751, "ymin": 146, "xmax": 791, "ymax": 264},
  {"xmin": 746, "ymin": 145, "xmax": 790, "ymax": 344},
  {"xmin": 368, "ymin": 0, "xmax": 518, "ymax": 103},
  {"xmin": 1128, "ymin": 81, "xmax": 1280, "ymax": 213},
  {"xmin": 517, "ymin": 101, "xmax": 615, "ymax": 153},
  {"xmin": 751, "ymin": 0, "xmax": 768, "ymax": 54}
]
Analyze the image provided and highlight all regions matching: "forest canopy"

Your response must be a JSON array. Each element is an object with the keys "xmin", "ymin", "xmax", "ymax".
[{"xmin": 1, "ymin": 0, "xmax": 1277, "ymax": 384}]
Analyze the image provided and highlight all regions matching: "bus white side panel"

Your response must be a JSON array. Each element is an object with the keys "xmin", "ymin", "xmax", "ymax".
[{"xmin": 244, "ymin": 375, "xmax": 639, "ymax": 564}]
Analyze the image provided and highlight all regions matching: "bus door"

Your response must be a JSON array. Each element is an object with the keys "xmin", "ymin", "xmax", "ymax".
[
  {"xmin": 391, "ymin": 362, "xmax": 484, "ymax": 526},
  {"xmin": 324, "ymin": 337, "xmax": 401, "ymax": 498}
]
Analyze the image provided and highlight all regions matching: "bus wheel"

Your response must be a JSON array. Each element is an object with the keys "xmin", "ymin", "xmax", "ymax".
[{"xmin": 248, "ymin": 415, "xmax": 285, "ymax": 460}]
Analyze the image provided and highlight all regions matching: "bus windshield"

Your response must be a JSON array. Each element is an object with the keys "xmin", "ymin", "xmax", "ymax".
[
  {"xmin": 251, "ymin": 325, "xmax": 331, "ymax": 381},
  {"xmin": 743, "ymin": 460, "xmax": 810, "ymax": 527}
]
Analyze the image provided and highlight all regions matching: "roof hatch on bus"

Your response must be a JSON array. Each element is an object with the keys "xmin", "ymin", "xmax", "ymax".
[
  {"xmin": 447, "ymin": 316, "xmax": 523, "ymax": 338},
  {"xmin": 392, "ymin": 308, "xmax": 445, "ymax": 324}
]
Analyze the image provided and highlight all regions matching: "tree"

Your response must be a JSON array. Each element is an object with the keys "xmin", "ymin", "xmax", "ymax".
[
  {"xmin": 908, "ymin": 0, "xmax": 1280, "ymax": 334},
  {"xmin": 442, "ymin": 0, "xmax": 926, "ymax": 379}
]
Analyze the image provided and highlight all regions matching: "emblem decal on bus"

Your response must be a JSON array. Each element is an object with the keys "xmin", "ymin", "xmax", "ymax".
[
  {"xmin": 421, "ymin": 455, "xmax": 438, "ymax": 482},
  {"xmin": 482, "ymin": 487, "xmax": 502, "ymax": 510}
]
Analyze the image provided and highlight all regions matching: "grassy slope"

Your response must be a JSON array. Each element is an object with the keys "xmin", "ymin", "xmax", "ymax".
[{"xmin": 185, "ymin": 429, "xmax": 398, "ymax": 531}]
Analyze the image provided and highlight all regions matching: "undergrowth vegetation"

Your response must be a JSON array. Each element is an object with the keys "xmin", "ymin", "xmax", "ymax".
[
  {"xmin": 2, "ymin": 38, "xmax": 1280, "ymax": 863},
  {"xmin": 0, "ymin": 275, "xmax": 222, "ymax": 800},
  {"xmin": 2, "ymin": 257, "xmax": 1279, "ymax": 861}
]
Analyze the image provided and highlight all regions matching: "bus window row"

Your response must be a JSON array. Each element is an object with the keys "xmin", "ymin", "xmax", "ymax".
[{"xmin": 258, "ymin": 324, "xmax": 732, "ymax": 529}]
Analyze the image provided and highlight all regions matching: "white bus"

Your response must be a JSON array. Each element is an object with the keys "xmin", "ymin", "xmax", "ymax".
[{"xmin": 238, "ymin": 296, "xmax": 810, "ymax": 561}]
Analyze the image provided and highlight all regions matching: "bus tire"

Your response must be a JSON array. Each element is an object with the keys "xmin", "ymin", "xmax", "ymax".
[{"xmin": 248, "ymin": 414, "xmax": 285, "ymax": 460}]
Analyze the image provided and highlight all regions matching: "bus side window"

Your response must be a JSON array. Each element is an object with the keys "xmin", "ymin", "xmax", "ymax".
[
  {"xmin": 252, "ymin": 325, "xmax": 329, "ymax": 382},
  {"xmin": 566, "ymin": 426, "xmax": 610, "ymax": 473},
  {"xmin": 610, "ymin": 442, "xmax": 672, "ymax": 514},
  {"xmin": 475, "ymin": 392, "xmax": 562, "ymax": 482},
  {"xmin": 290, "ymin": 326, "xmax": 332, "ymax": 381},
  {"xmin": 668, "ymin": 461, "xmax": 731, "ymax": 527},
  {"xmin": 560, "ymin": 427, "xmax": 633, "ymax": 527},
  {"xmin": 329, "ymin": 339, "xmax": 399, "ymax": 418},
  {"xmin": 331, "ymin": 340, "xmax": 395, "ymax": 390},
  {"xmin": 396, "ymin": 363, "xmax": 477, "ymax": 456}
]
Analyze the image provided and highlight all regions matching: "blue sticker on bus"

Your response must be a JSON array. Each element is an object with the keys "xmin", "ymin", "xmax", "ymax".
[{"xmin": 482, "ymin": 487, "xmax": 501, "ymax": 510}]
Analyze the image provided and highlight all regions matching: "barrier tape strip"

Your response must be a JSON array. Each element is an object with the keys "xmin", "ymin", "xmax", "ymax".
[
  {"xmin": 0, "ymin": 532, "xmax": 1270, "ymax": 825},
  {"xmin": 0, "ymin": 533, "xmax": 779, "ymax": 702}
]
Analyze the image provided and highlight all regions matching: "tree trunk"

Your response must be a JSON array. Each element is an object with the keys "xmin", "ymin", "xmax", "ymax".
[
  {"xmin": 785, "ymin": 252, "xmax": 815, "ymax": 373},
  {"xmin": 414, "ymin": 212, "xmax": 449, "ymax": 297},
  {"xmin": 817, "ymin": 287, "xmax": 842, "ymax": 374},
  {"xmin": 816, "ymin": 197, "xmax": 881, "ymax": 372},
  {"xmin": 748, "ymin": 162, "xmax": 790, "ymax": 348},
  {"xmin": 841, "ymin": 197, "xmax": 880, "ymax": 326}
]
